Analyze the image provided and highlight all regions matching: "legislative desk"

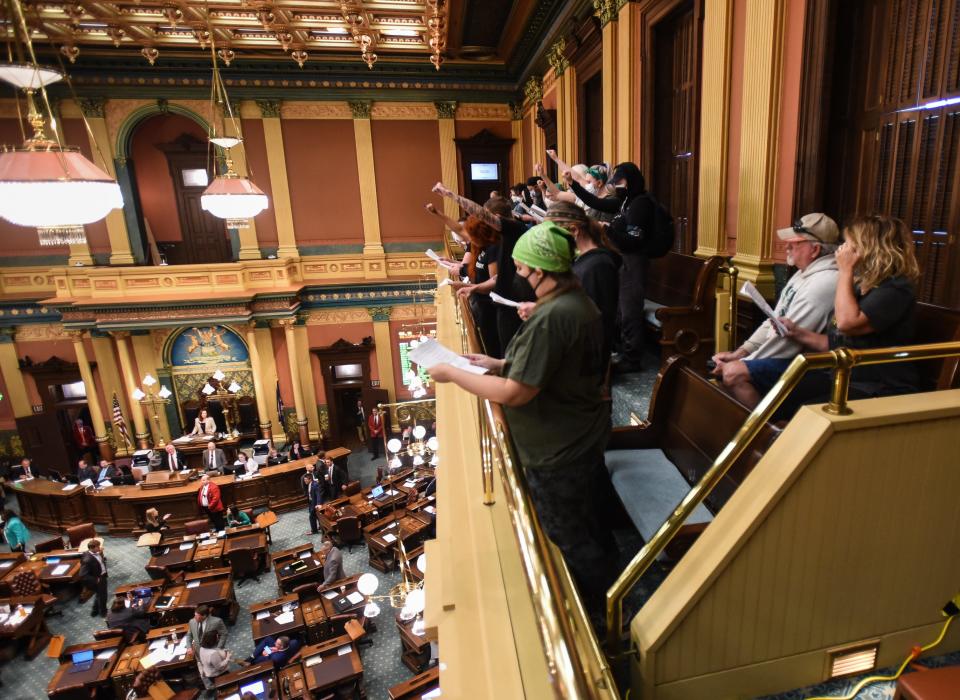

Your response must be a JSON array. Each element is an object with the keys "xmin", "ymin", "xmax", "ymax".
[
  {"xmin": 1, "ymin": 550, "xmax": 84, "ymax": 592},
  {"xmin": 113, "ymin": 578, "xmax": 166, "ymax": 614},
  {"xmin": 110, "ymin": 623, "xmax": 194, "ymax": 697},
  {"xmin": 277, "ymin": 634, "xmax": 363, "ymax": 699},
  {"xmin": 396, "ymin": 613, "xmax": 431, "ymax": 673},
  {"xmin": 150, "ymin": 568, "xmax": 237, "ymax": 623},
  {"xmin": 365, "ymin": 511, "xmax": 433, "ymax": 573},
  {"xmin": 48, "ymin": 636, "xmax": 123, "ymax": 699},
  {"xmin": 0, "ymin": 595, "xmax": 52, "ymax": 658},
  {"xmin": 171, "ymin": 436, "xmax": 240, "ymax": 469},
  {"xmin": 13, "ymin": 456, "xmax": 319, "ymax": 535},
  {"xmin": 272, "ymin": 544, "xmax": 326, "ymax": 594},
  {"xmin": 0, "ymin": 552, "xmax": 26, "ymax": 594},
  {"xmin": 250, "ymin": 593, "xmax": 306, "ymax": 645},
  {"xmin": 388, "ymin": 666, "xmax": 440, "ymax": 700},
  {"xmin": 215, "ymin": 660, "xmax": 276, "ymax": 700},
  {"xmin": 316, "ymin": 574, "xmax": 366, "ymax": 622}
]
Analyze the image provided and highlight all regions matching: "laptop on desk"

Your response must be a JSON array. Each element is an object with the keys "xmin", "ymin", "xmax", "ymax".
[
  {"xmin": 370, "ymin": 485, "xmax": 385, "ymax": 500},
  {"xmin": 68, "ymin": 649, "xmax": 95, "ymax": 673}
]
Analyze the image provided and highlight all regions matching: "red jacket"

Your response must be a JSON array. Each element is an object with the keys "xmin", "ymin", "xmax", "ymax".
[
  {"xmin": 197, "ymin": 481, "xmax": 224, "ymax": 513},
  {"xmin": 367, "ymin": 412, "xmax": 384, "ymax": 438}
]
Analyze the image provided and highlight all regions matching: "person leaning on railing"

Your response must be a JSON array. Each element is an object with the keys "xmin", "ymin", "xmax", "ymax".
[
  {"xmin": 427, "ymin": 222, "xmax": 619, "ymax": 622},
  {"xmin": 776, "ymin": 214, "xmax": 921, "ymax": 416}
]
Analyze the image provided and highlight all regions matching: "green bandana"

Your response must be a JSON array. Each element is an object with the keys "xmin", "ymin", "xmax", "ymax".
[
  {"xmin": 586, "ymin": 167, "xmax": 606, "ymax": 183},
  {"xmin": 512, "ymin": 222, "xmax": 574, "ymax": 273}
]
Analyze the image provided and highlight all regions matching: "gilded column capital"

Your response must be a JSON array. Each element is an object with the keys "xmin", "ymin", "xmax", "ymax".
[
  {"xmin": 76, "ymin": 96, "xmax": 106, "ymax": 118},
  {"xmin": 66, "ymin": 329, "xmax": 87, "ymax": 341},
  {"xmin": 366, "ymin": 306, "xmax": 392, "ymax": 322},
  {"xmin": 434, "ymin": 101, "xmax": 457, "ymax": 119},
  {"xmin": 547, "ymin": 38, "xmax": 570, "ymax": 76},
  {"xmin": 508, "ymin": 101, "xmax": 523, "ymax": 121},
  {"xmin": 594, "ymin": 0, "xmax": 618, "ymax": 26},
  {"xmin": 523, "ymin": 76, "xmax": 544, "ymax": 104},
  {"xmin": 256, "ymin": 99, "xmax": 282, "ymax": 118},
  {"xmin": 0, "ymin": 328, "xmax": 16, "ymax": 344},
  {"xmin": 274, "ymin": 318, "xmax": 297, "ymax": 329},
  {"xmin": 109, "ymin": 330, "xmax": 132, "ymax": 339},
  {"xmin": 348, "ymin": 100, "xmax": 373, "ymax": 119}
]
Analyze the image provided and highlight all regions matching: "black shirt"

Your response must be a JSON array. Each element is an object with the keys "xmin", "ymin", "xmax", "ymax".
[
  {"xmin": 494, "ymin": 218, "xmax": 536, "ymax": 302},
  {"xmin": 828, "ymin": 275, "xmax": 917, "ymax": 392},
  {"xmin": 572, "ymin": 248, "xmax": 621, "ymax": 363},
  {"xmin": 474, "ymin": 242, "xmax": 499, "ymax": 285}
]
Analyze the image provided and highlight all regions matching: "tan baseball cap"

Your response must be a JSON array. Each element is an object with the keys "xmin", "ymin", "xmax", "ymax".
[{"xmin": 776, "ymin": 213, "xmax": 839, "ymax": 244}]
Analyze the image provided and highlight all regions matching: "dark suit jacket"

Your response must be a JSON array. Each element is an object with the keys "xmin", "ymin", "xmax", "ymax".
[
  {"xmin": 288, "ymin": 445, "xmax": 312, "ymax": 460},
  {"xmin": 11, "ymin": 465, "xmax": 35, "ymax": 480},
  {"xmin": 79, "ymin": 551, "xmax": 107, "ymax": 579},
  {"xmin": 154, "ymin": 450, "xmax": 186, "ymax": 471},
  {"xmin": 266, "ymin": 638, "xmax": 301, "ymax": 669},
  {"xmin": 107, "ymin": 604, "xmax": 150, "ymax": 635},
  {"xmin": 95, "ymin": 464, "xmax": 120, "ymax": 483},
  {"xmin": 308, "ymin": 478, "xmax": 323, "ymax": 509},
  {"xmin": 322, "ymin": 546, "xmax": 345, "ymax": 586},
  {"xmin": 201, "ymin": 448, "xmax": 227, "ymax": 473},
  {"xmin": 77, "ymin": 466, "xmax": 98, "ymax": 483},
  {"xmin": 323, "ymin": 464, "xmax": 348, "ymax": 500}
]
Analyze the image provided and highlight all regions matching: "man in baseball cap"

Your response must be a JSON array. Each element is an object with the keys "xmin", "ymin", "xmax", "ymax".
[{"xmin": 712, "ymin": 213, "xmax": 841, "ymax": 407}]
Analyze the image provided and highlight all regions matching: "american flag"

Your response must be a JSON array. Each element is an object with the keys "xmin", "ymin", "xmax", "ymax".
[
  {"xmin": 276, "ymin": 381, "xmax": 285, "ymax": 429},
  {"xmin": 112, "ymin": 393, "xmax": 133, "ymax": 448}
]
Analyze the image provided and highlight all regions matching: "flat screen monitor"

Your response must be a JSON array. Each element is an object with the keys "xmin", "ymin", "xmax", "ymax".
[
  {"xmin": 470, "ymin": 162, "xmax": 499, "ymax": 181},
  {"xmin": 333, "ymin": 363, "xmax": 362, "ymax": 379},
  {"xmin": 71, "ymin": 650, "xmax": 94, "ymax": 665},
  {"xmin": 371, "ymin": 485, "xmax": 384, "ymax": 498},
  {"xmin": 240, "ymin": 679, "xmax": 266, "ymax": 698}
]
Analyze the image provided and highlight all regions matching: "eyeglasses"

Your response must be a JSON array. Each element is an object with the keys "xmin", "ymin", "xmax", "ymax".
[{"xmin": 792, "ymin": 217, "xmax": 825, "ymax": 243}]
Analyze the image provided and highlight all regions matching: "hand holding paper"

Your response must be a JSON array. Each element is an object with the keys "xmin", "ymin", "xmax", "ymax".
[
  {"xmin": 409, "ymin": 339, "xmax": 488, "ymax": 375},
  {"xmin": 741, "ymin": 282, "xmax": 788, "ymax": 337},
  {"xmin": 489, "ymin": 292, "xmax": 520, "ymax": 308}
]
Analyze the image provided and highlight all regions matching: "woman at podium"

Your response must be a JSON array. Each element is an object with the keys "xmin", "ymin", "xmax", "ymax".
[{"xmin": 189, "ymin": 408, "xmax": 217, "ymax": 437}]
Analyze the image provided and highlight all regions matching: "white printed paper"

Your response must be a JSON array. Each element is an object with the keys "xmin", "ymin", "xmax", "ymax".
[
  {"xmin": 741, "ymin": 281, "xmax": 788, "ymax": 336},
  {"xmin": 62, "ymin": 484, "xmax": 80, "ymax": 491},
  {"xmin": 49, "ymin": 564, "xmax": 70, "ymax": 576},
  {"xmin": 255, "ymin": 611, "xmax": 270, "ymax": 620},
  {"xmin": 409, "ymin": 339, "xmax": 487, "ymax": 375},
  {"xmin": 346, "ymin": 592, "xmax": 364, "ymax": 605},
  {"xmin": 178, "ymin": 543, "xmax": 193, "ymax": 551},
  {"xmin": 382, "ymin": 533, "xmax": 397, "ymax": 544},
  {"xmin": 337, "ymin": 645, "xmax": 352, "ymax": 656},
  {"xmin": 304, "ymin": 655, "xmax": 322, "ymax": 668},
  {"xmin": 323, "ymin": 591, "xmax": 338, "ymax": 600},
  {"xmin": 186, "ymin": 581, "xmax": 200, "ymax": 589},
  {"xmin": 489, "ymin": 292, "xmax": 521, "ymax": 308},
  {"xmin": 273, "ymin": 611, "xmax": 295, "ymax": 625}
]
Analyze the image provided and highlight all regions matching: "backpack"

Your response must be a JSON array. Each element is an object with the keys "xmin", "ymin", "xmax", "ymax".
[{"xmin": 612, "ymin": 192, "xmax": 676, "ymax": 258}]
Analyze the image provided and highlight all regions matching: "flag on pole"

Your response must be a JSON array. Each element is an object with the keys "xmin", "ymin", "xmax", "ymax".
[
  {"xmin": 276, "ymin": 381, "xmax": 285, "ymax": 429},
  {"xmin": 112, "ymin": 393, "xmax": 133, "ymax": 448}
]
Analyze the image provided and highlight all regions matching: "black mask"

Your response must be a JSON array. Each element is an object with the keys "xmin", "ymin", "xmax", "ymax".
[
  {"xmin": 512, "ymin": 272, "xmax": 536, "ymax": 301},
  {"xmin": 614, "ymin": 185, "xmax": 628, "ymax": 198}
]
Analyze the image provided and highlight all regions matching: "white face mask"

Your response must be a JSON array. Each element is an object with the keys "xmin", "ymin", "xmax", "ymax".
[
  {"xmin": 511, "ymin": 195, "xmax": 522, "ymax": 203},
  {"xmin": 585, "ymin": 182, "xmax": 597, "ymax": 195}
]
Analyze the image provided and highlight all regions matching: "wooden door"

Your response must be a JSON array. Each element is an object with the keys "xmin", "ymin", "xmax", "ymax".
[
  {"xmin": 16, "ymin": 414, "xmax": 73, "ymax": 477},
  {"xmin": 158, "ymin": 134, "xmax": 231, "ymax": 265},
  {"xmin": 361, "ymin": 387, "xmax": 391, "ymax": 434}
]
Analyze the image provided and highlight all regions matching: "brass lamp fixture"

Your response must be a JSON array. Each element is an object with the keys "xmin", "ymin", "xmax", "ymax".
[
  {"xmin": 201, "ymin": 369, "xmax": 241, "ymax": 436},
  {"xmin": 132, "ymin": 373, "xmax": 172, "ymax": 447}
]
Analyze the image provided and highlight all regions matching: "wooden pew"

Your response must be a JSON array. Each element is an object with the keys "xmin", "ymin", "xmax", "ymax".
[
  {"xmin": 606, "ymin": 356, "xmax": 781, "ymax": 554},
  {"xmin": 914, "ymin": 302, "xmax": 960, "ymax": 390},
  {"xmin": 644, "ymin": 252, "xmax": 724, "ymax": 370}
]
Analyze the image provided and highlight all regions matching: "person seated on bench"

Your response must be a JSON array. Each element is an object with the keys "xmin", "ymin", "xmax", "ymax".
[
  {"xmin": 427, "ymin": 222, "xmax": 618, "ymax": 622},
  {"xmin": 712, "ymin": 213, "xmax": 840, "ymax": 408}
]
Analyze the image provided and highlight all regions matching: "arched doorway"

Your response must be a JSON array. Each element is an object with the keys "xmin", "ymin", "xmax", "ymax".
[{"xmin": 127, "ymin": 112, "xmax": 233, "ymax": 265}]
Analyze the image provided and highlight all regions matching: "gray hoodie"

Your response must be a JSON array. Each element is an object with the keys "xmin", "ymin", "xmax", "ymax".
[{"xmin": 742, "ymin": 254, "xmax": 839, "ymax": 360}]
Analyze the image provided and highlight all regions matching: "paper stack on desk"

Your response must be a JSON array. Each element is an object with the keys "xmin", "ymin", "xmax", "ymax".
[
  {"xmin": 382, "ymin": 533, "xmax": 397, "ymax": 544},
  {"xmin": 178, "ymin": 543, "xmax": 193, "ymax": 551},
  {"xmin": 346, "ymin": 592, "xmax": 364, "ymax": 605},
  {"xmin": 49, "ymin": 564, "xmax": 70, "ymax": 576},
  {"xmin": 274, "ymin": 611, "xmax": 295, "ymax": 625}
]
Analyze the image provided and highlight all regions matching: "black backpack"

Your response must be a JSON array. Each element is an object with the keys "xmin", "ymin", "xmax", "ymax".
[{"xmin": 612, "ymin": 192, "xmax": 675, "ymax": 258}]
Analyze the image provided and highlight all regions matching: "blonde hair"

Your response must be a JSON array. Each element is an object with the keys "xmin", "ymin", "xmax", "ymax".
[{"xmin": 844, "ymin": 215, "xmax": 919, "ymax": 291}]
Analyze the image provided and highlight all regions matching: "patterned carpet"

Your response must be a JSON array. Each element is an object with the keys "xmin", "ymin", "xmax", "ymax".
[{"xmin": 0, "ymin": 450, "xmax": 415, "ymax": 700}]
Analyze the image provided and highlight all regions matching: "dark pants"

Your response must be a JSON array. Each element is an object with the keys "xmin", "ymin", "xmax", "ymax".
[
  {"xmin": 618, "ymin": 254, "xmax": 649, "ymax": 365},
  {"xmin": 497, "ymin": 306, "xmax": 523, "ymax": 354},
  {"xmin": 370, "ymin": 435, "xmax": 381, "ymax": 458},
  {"xmin": 471, "ymin": 296, "xmax": 502, "ymax": 359},
  {"xmin": 308, "ymin": 504, "xmax": 319, "ymax": 534},
  {"xmin": 251, "ymin": 635, "xmax": 276, "ymax": 661},
  {"xmin": 522, "ymin": 453, "xmax": 619, "ymax": 615},
  {"xmin": 205, "ymin": 509, "xmax": 225, "ymax": 531},
  {"xmin": 82, "ymin": 573, "xmax": 108, "ymax": 614}
]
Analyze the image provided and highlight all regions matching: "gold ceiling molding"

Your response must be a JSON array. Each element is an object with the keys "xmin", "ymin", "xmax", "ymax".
[
  {"xmin": 370, "ymin": 102, "xmax": 437, "ymax": 119},
  {"xmin": 303, "ymin": 303, "xmax": 435, "ymax": 325},
  {"xmin": 13, "ymin": 324, "xmax": 67, "ymax": 342},
  {"xmin": 456, "ymin": 103, "xmax": 511, "ymax": 121}
]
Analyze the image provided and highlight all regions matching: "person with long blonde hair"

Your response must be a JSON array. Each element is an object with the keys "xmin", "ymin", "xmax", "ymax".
[{"xmin": 779, "ymin": 214, "xmax": 921, "ymax": 409}]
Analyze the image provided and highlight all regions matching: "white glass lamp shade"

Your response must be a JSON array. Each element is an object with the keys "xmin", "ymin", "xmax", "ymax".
[
  {"xmin": 357, "ymin": 572, "xmax": 379, "ymax": 596},
  {"xmin": 413, "ymin": 455, "xmax": 424, "ymax": 466},
  {"xmin": 413, "ymin": 388, "xmax": 427, "ymax": 399},
  {"xmin": 142, "ymin": 374, "xmax": 157, "ymax": 386},
  {"xmin": 426, "ymin": 437, "xmax": 438, "ymax": 451},
  {"xmin": 362, "ymin": 600, "xmax": 381, "ymax": 619},
  {"xmin": 201, "ymin": 383, "xmax": 215, "ymax": 396},
  {"xmin": 399, "ymin": 605, "xmax": 414, "ymax": 621},
  {"xmin": 430, "ymin": 453, "xmax": 439, "ymax": 466},
  {"xmin": 212, "ymin": 369, "xmax": 226, "ymax": 381},
  {"xmin": 227, "ymin": 381, "xmax": 241, "ymax": 393},
  {"xmin": 412, "ymin": 617, "xmax": 425, "ymax": 636},
  {"xmin": 390, "ymin": 457, "xmax": 402, "ymax": 469},
  {"xmin": 416, "ymin": 553, "xmax": 426, "ymax": 573},
  {"xmin": 158, "ymin": 386, "xmax": 172, "ymax": 399},
  {"xmin": 412, "ymin": 425, "xmax": 426, "ymax": 440},
  {"xmin": 131, "ymin": 388, "xmax": 146, "ymax": 401},
  {"xmin": 0, "ymin": 63, "xmax": 64, "ymax": 89},
  {"xmin": 209, "ymin": 136, "xmax": 242, "ymax": 149},
  {"xmin": 386, "ymin": 438, "xmax": 402, "ymax": 454},
  {"xmin": 201, "ymin": 176, "xmax": 268, "ymax": 221},
  {"xmin": 406, "ymin": 588, "xmax": 425, "ymax": 615},
  {"xmin": 0, "ymin": 148, "xmax": 122, "ymax": 230}
]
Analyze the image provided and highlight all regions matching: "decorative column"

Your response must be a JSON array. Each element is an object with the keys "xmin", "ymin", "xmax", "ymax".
[
  {"xmin": 367, "ymin": 306, "xmax": 397, "ymax": 404},
  {"xmin": 69, "ymin": 331, "xmax": 113, "ymax": 461},
  {"xmin": 435, "ymin": 101, "xmax": 460, "ymax": 222},
  {"xmin": 0, "ymin": 329, "xmax": 32, "ymax": 418},
  {"xmin": 510, "ymin": 102, "xmax": 524, "ymax": 184},
  {"xmin": 91, "ymin": 330, "xmax": 133, "ymax": 454},
  {"xmin": 548, "ymin": 39, "xmax": 577, "ymax": 161},
  {"xmin": 293, "ymin": 318, "xmax": 321, "ymax": 441},
  {"xmin": 253, "ymin": 323, "xmax": 281, "ymax": 440},
  {"xmin": 696, "ymin": 0, "xmax": 735, "ymax": 257},
  {"xmin": 523, "ymin": 78, "xmax": 547, "ymax": 165},
  {"xmin": 615, "ymin": 1, "xmax": 639, "ymax": 163},
  {"xmin": 244, "ymin": 322, "xmax": 273, "ymax": 441},
  {"xmin": 598, "ymin": 2, "xmax": 619, "ymax": 163},
  {"xmin": 277, "ymin": 319, "xmax": 310, "ymax": 445},
  {"xmin": 349, "ymin": 100, "xmax": 387, "ymax": 280},
  {"xmin": 112, "ymin": 331, "xmax": 151, "ymax": 448},
  {"xmin": 223, "ymin": 102, "xmax": 262, "ymax": 261},
  {"xmin": 733, "ymin": 0, "xmax": 787, "ymax": 297},
  {"xmin": 131, "ymin": 331, "xmax": 172, "ymax": 442},
  {"xmin": 256, "ymin": 99, "xmax": 300, "ymax": 260},
  {"xmin": 75, "ymin": 97, "xmax": 135, "ymax": 266}
]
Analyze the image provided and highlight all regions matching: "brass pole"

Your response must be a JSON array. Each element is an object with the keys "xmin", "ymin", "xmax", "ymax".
[{"xmin": 824, "ymin": 347, "xmax": 855, "ymax": 415}]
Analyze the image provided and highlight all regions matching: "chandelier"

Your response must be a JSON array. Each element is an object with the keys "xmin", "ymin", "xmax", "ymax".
[
  {"xmin": 0, "ymin": 0, "xmax": 123, "ymax": 248},
  {"xmin": 199, "ymin": 34, "xmax": 268, "ymax": 228}
]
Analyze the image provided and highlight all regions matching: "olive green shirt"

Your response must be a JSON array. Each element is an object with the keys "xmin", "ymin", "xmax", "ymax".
[{"xmin": 502, "ymin": 289, "xmax": 610, "ymax": 469}]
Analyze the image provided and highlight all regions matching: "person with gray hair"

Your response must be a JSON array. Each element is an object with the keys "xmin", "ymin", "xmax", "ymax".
[{"xmin": 712, "ymin": 212, "xmax": 840, "ymax": 408}]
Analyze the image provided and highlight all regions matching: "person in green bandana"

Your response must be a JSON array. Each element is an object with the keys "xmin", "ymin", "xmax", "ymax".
[{"xmin": 428, "ymin": 222, "xmax": 617, "ymax": 619}]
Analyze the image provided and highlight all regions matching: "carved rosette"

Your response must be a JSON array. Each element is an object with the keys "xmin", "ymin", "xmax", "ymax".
[{"xmin": 348, "ymin": 100, "xmax": 373, "ymax": 119}]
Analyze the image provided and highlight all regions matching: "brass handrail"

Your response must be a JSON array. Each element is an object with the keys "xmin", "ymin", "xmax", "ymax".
[
  {"xmin": 453, "ymin": 291, "xmax": 618, "ymax": 699},
  {"xmin": 605, "ymin": 339, "xmax": 960, "ymax": 653},
  {"xmin": 718, "ymin": 264, "xmax": 739, "ymax": 351}
]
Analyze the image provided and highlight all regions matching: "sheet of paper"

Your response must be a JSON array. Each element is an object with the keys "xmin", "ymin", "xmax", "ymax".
[
  {"xmin": 79, "ymin": 478, "xmax": 93, "ymax": 488},
  {"xmin": 148, "ymin": 640, "xmax": 165, "ymax": 652},
  {"xmin": 255, "ymin": 611, "xmax": 270, "ymax": 620},
  {"xmin": 178, "ymin": 543, "xmax": 193, "ymax": 551},
  {"xmin": 96, "ymin": 648, "xmax": 116, "ymax": 660},
  {"xmin": 200, "ymin": 539, "xmax": 217, "ymax": 546},
  {"xmin": 337, "ymin": 645, "xmax": 352, "ymax": 656},
  {"xmin": 304, "ymin": 655, "xmax": 322, "ymax": 668},
  {"xmin": 0, "ymin": 561, "xmax": 13, "ymax": 569},
  {"xmin": 50, "ymin": 564, "xmax": 70, "ymax": 576},
  {"xmin": 382, "ymin": 533, "xmax": 397, "ymax": 544},
  {"xmin": 173, "ymin": 436, "xmax": 192, "ymax": 443},
  {"xmin": 61, "ymin": 484, "xmax": 80, "ymax": 491},
  {"xmin": 408, "ymin": 339, "xmax": 488, "ymax": 375},
  {"xmin": 186, "ymin": 581, "xmax": 200, "ymax": 589},
  {"xmin": 424, "ymin": 506, "xmax": 436, "ymax": 514},
  {"xmin": 273, "ymin": 611, "xmax": 295, "ymax": 625},
  {"xmin": 346, "ymin": 591, "xmax": 364, "ymax": 605},
  {"xmin": 323, "ymin": 590, "xmax": 338, "ymax": 600},
  {"xmin": 298, "ymin": 551, "xmax": 311, "ymax": 559},
  {"xmin": 741, "ymin": 281, "xmax": 788, "ymax": 336},
  {"xmin": 489, "ymin": 292, "xmax": 521, "ymax": 308},
  {"xmin": 423, "ymin": 688, "xmax": 442, "ymax": 699},
  {"xmin": 139, "ymin": 651, "xmax": 160, "ymax": 669}
]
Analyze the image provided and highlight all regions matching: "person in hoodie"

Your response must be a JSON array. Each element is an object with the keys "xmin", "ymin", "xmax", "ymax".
[
  {"xmin": 565, "ymin": 162, "xmax": 654, "ymax": 374},
  {"xmin": 711, "ymin": 213, "xmax": 841, "ymax": 407}
]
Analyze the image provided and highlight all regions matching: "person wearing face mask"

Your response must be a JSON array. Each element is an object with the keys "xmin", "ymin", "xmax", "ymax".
[
  {"xmin": 566, "ymin": 162, "xmax": 656, "ymax": 374},
  {"xmin": 433, "ymin": 183, "xmax": 536, "ymax": 353},
  {"xmin": 450, "ymin": 215, "xmax": 502, "ymax": 358},
  {"xmin": 426, "ymin": 222, "xmax": 618, "ymax": 624}
]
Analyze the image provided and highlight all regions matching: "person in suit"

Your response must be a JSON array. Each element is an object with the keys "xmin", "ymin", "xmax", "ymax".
[
  {"xmin": 155, "ymin": 443, "xmax": 186, "ymax": 472},
  {"xmin": 189, "ymin": 408, "xmax": 218, "ymax": 437},
  {"xmin": 197, "ymin": 629, "xmax": 233, "ymax": 695},
  {"xmin": 186, "ymin": 604, "xmax": 228, "ymax": 656},
  {"xmin": 198, "ymin": 474, "xmax": 226, "ymax": 530},
  {"xmin": 72, "ymin": 417, "xmax": 97, "ymax": 460},
  {"xmin": 106, "ymin": 595, "xmax": 150, "ymax": 639},
  {"xmin": 266, "ymin": 447, "xmax": 286, "ymax": 466},
  {"xmin": 95, "ymin": 460, "xmax": 120, "ymax": 486},
  {"xmin": 11, "ymin": 458, "xmax": 35, "ymax": 480},
  {"xmin": 288, "ymin": 437, "xmax": 312, "ymax": 461},
  {"xmin": 355, "ymin": 400, "xmax": 367, "ymax": 444},
  {"xmin": 77, "ymin": 459, "xmax": 97, "ymax": 484},
  {"xmin": 367, "ymin": 407, "xmax": 385, "ymax": 459},
  {"xmin": 202, "ymin": 441, "xmax": 227, "ymax": 473},
  {"xmin": 79, "ymin": 538, "xmax": 109, "ymax": 617},
  {"xmin": 244, "ymin": 634, "xmax": 300, "ymax": 670},
  {"xmin": 307, "ymin": 471, "xmax": 322, "ymax": 535},
  {"xmin": 318, "ymin": 538, "xmax": 345, "ymax": 586},
  {"xmin": 320, "ymin": 454, "xmax": 347, "ymax": 501}
]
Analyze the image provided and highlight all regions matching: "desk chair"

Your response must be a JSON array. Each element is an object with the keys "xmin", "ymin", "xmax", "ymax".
[
  {"xmin": 225, "ymin": 547, "xmax": 260, "ymax": 587},
  {"xmin": 335, "ymin": 516, "xmax": 362, "ymax": 551},
  {"xmin": 34, "ymin": 535, "xmax": 65, "ymax": 553},
  {"xmin": 65, "ymin": 523, "xmax": 96, "ymax": 549},
  {"xmin": 291, "ymin": 582, "xmax": 320, "ymax": 605},
  {"xmin": 184, "ymin": 519, "xmax": 209, "ymax": 537},
  {"xmin": 10, "ymin": 569, "xmax": 61, "ymax": 619},
  {"xmin": 343, "ymin": 481, "xmax": 361, "ymax": 497}
]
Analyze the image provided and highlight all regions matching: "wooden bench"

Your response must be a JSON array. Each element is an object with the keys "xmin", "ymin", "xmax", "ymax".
[
  {"xmin": 606, "ymin": 356, "xmax": 781, "ymax": 554},
  {"xmin": 914, "ymin": 302, "xmax": 960, "ymax": 390},
  {"xmin": 644, "ymin": 253, "xmax": 724, "ymax": 370}
]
